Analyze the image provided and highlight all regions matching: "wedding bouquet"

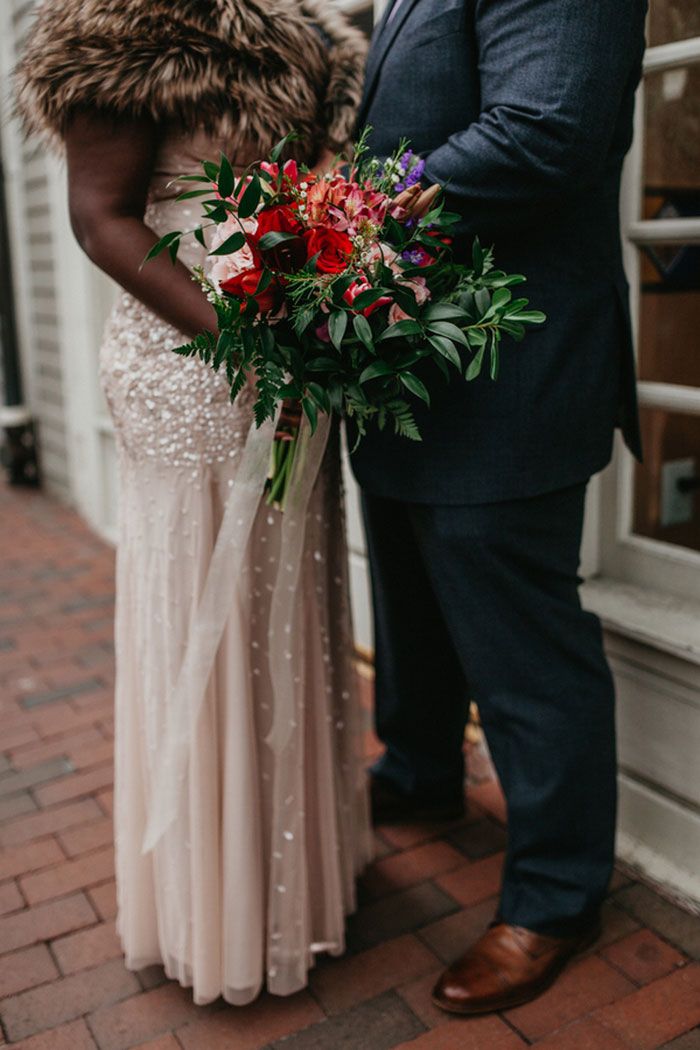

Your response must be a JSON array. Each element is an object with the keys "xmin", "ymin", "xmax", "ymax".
[{"xmin": 146, "ymin": 132, "xmax": 544, "ymax": 506}]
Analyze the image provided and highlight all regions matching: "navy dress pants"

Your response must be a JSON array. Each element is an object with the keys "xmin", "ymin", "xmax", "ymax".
[{"xmin": 362, "ymin": 482, "xmax": 616, "ymax": 936}]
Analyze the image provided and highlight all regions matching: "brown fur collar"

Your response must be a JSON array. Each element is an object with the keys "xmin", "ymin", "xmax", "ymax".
[{"xmin": 14, "ymin": 0, "xmax": 367, "ymax": 158}]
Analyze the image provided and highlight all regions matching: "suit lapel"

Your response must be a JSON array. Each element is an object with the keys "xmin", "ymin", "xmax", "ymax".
[{"xmin": 358, "ymin": 0, "xmax": 422, "ymax": 127}]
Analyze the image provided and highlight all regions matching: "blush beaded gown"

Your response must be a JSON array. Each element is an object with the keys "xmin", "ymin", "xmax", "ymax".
[
  {"xmin": 15, "ymin": 0, "xmax": 371, "ymax": 1004},
  {"xmin": 99, "ymin": 129, "xmax": 372, "ymax": 1005}
]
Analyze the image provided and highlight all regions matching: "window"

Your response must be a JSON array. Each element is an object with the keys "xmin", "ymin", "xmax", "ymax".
[{"xmin": 601, "ymin": 0, "xmax": 700, "ymax": 602}]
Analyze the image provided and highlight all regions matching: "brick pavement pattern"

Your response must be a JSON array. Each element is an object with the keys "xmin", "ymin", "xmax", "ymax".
[{"xmin": 1, "ymin": 478, "xmax": 700, "ymax": 1049}]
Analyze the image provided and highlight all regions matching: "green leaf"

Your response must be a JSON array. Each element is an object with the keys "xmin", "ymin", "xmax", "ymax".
[
  {"xmin": 269, "ymin": 130, "xmax": 299, "ymax": 164},
  {"xmin": 491, "ymin": 288, "xmax": 512, "ymax": 311},
  {"xmin": 503, "ymin": 297, "xmax": 530, "ymax": 315},
  {"xmin": 176, "ymin": 174, "xmax": 212, "ymax": 184},
  {"xmin": 294, "ymin": 308, "xmax": 315, "ymax": 337},
  {"xmin": 238, "ymin": 174, "xmax": 262, "ymax": 219},
  {"xmin": 209, "ymin": 231, "xmax": 246, "ymax": 256},
  {"xmin": 175, "ymin": 189, "xmax": 211, "ymax": 201},
  {"xmin": 392, "ymin": 286, "xmax": 421, "ymax": 318},
  {"xmin": 142, "ymin": 230, "xmax": 182, "ymax": 266},
  {"xmin": 387, "ymin": 398, "xmax": 422, "ymax": 441},
  {"xmin": 301, "ymin": 395, "xmax": 318, "ymax": 432},
  {"xmin": 193, "ymin": 226, "xmax": 206, "ymax": 248},
  {"xmin": 257, "ymin": 230, "xmax": 299, "ymax": 251},
  {"xmin": 377, "ymin": 319, "xmax": 422, "ymax": 341},
  {"xmin": 203, "ymin": 202, "xmax": 230, "ymax": 224},
  {"xmin": 458, "ymin": 290, "xmax": 476, "ymax": 314},
  {"xmin": 499, "ymin": 319, "xmax": 526, "ymax": 340},
  {"xmin": 306, "ymin": 382, "xmax": 331, "ymax": 414},
  {"xmin": 255, "ymin": 268, "xmax": 273, "ymax": 294},
  {"xmin": 331, "ymin": 274, "xmax": 359, "ymax": 305},
  {"xmin": 490, "ymin": 339, "xmax": 500, "ymax": 381},
  {"xmin": 304, "ymin": 251, "xmax": 322, "ymax": 274},
  {"xmin": 488, "ymin": 273, "xmax": 527, "ymax": 288},
  {"xmin": 472, "ymin": 235, "xmax": 484, "ymax": 274},
  {"xmin": 426, "ymin": 321, "xmax": 470, "ymax": 347},
  {"xmin": 423, "ymin": 303, "xmax": 467, "ymax": 322},
  {"xmin": 510, "ymin": 310, "xmax": 546, "ymax": 324},
  {"xmin": 213, "ymin": 329, "xmax": 233, "ymax": 370},
  {"xmin": 399, "ymin": 371, "xmax": 430, "ymax": 405},
  {"xmin": 328, "ymin": 378, "xmax": 344, "ymax": 413},
  {"xmin": 474, "ymin": 288, "xmax": 491, "ymax": 316},
  {"xmin": 306, "ymin": 356, "xmax": 341, "ymax": 371},
  {"xmin": 466, "ymin": 328, "xmax": 487, "ymax": 347},
  {"xmin": 353, "ymin": 314, "xmax": 374, "ymax": 352},
  {"xmin": 360, "ymin": 361, "xmax": 395, "ymax": 383},
  {"xmin": 346, "ymin": 381, "xmax": 369, "ymax": 405},
  {"xmin": 465, "ymin": 345, "xmax": 485, "ymax": 381},
  {"xmin": 217, "ymin": 153, "xmax": 234, "ymax": 199},
  {"xmin": 351, "ymin": 288, "xmax": 390, "ymax": 312},
  {"xmin": 427, "ymin": 334, "xmax": 461, "ymax": 370},
  {"xmin": 260, "ymin": 325, "xmax": 275, "ymax": 355},
  {"xmin": 203, "ymin": 160, "xmax": 220, "ymax": 182},
  {"xmin": 328, "ymin": 310, "xmax": 348, "ymax": 351}
]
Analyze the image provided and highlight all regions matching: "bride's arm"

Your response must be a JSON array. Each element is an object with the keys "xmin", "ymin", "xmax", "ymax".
[{"xmin": 65, "ymin": 110, "xmax": 218, "ymax": 340}]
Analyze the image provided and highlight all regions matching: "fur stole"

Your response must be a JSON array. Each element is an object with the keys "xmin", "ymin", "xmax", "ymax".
[{"xmin": 14, "ymin": 0, "xmax": 367, "ymax": 158}]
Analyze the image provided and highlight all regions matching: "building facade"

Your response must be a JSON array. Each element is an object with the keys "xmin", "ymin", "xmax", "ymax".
[{"xmin": 1, "ymin": 0, "xmax": 699, "ymax": 906}]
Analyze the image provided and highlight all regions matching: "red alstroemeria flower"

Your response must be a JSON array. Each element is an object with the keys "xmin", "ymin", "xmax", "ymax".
[{"xmin": 260, "ymin": 158, "xmax": 300, "ymax": 185}]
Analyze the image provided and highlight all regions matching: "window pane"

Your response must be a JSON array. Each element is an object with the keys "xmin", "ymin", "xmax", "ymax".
[
  {"xmin": 648, "ymin": 0, "xmax": 700, "ymax": 48},
  {"xmin": 643, "ymin": 63, "xmax": 700, "ymax": 218},
  {"xmin": 633, "ymin": 407, "xmax": 700, "ymax": 553},
  {"xmin": 637, "ymin": 244, "xmax": 700, "ymax": 385}
]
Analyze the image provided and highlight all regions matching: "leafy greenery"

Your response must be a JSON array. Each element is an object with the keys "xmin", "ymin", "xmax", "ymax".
[{"xmin": 146, "ymin": 134, "xmax": 545, "ymax": 449}]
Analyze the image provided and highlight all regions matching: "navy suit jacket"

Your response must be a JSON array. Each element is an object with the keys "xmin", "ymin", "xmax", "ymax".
[{"xmin": 350, "ymin": 0, "xmax": 647, "ymax": 504}]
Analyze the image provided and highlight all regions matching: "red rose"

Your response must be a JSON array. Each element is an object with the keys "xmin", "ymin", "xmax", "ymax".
[
  {"xmin": 220, "ymin": 268, "xmax": 279, "ymax": 313},
  {"xmin": 252, "ymin": 205, "xmax": 305, "ymax": 272},
  {"xmin": 304, "ymin": 227, "xmax": 353, "ymax": 274},
  {"xmin": 343, "ymin": 277, "xmax": 391, "ymax": 317}
]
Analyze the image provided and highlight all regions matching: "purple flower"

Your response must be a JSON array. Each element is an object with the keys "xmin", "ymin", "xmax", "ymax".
[
  {"xmin": 404, "ymin": 158, "xmax": 425, "ymax": 188},
  {"xmin": 399, "ymin": 149, "xmax": 414, "ymax": 173},
  {"xmin": 401, "ymin": 248, "xmax": 427, "ymax": 265}
]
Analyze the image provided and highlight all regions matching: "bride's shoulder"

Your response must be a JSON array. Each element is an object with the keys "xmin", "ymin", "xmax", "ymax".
[{"xmin": 14, "ymin": 0, "xmax": 367, "ymax": 151}]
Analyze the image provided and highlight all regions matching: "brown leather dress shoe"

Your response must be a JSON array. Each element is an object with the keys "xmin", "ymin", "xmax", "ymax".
[{"xmin": 432, "ymin": 920, "xmax": 601, "ymax": 1014}]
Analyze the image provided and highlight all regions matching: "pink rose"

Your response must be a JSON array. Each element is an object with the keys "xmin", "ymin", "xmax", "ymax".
[
  {"xmin": 388, "ymin": 302, "xmax": 412, "ymax": 325},
  {"xmin": 208, "ymin": 214, "xmax": 260, "ymax": 292}
]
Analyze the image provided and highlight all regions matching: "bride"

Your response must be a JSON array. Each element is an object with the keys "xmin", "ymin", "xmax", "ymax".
[{"xmin": 15, "ymin": 0, "xmax": 371, "ymax": 1005}]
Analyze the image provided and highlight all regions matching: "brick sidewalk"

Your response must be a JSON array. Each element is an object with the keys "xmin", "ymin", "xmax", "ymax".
[{"xmin": 1, "ymin": 477, "xmax": 699, "ymax": 1050}]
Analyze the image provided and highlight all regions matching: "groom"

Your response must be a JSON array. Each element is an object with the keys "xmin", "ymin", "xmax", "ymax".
[{"xmin": 352, "ymin": 0, "xmax": 647, "ymax": 1014}]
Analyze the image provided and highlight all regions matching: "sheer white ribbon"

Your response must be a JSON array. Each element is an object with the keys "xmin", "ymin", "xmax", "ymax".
[{"xmin": 142, "ymin": 410, "xmax": 332, "ymax": 854}]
